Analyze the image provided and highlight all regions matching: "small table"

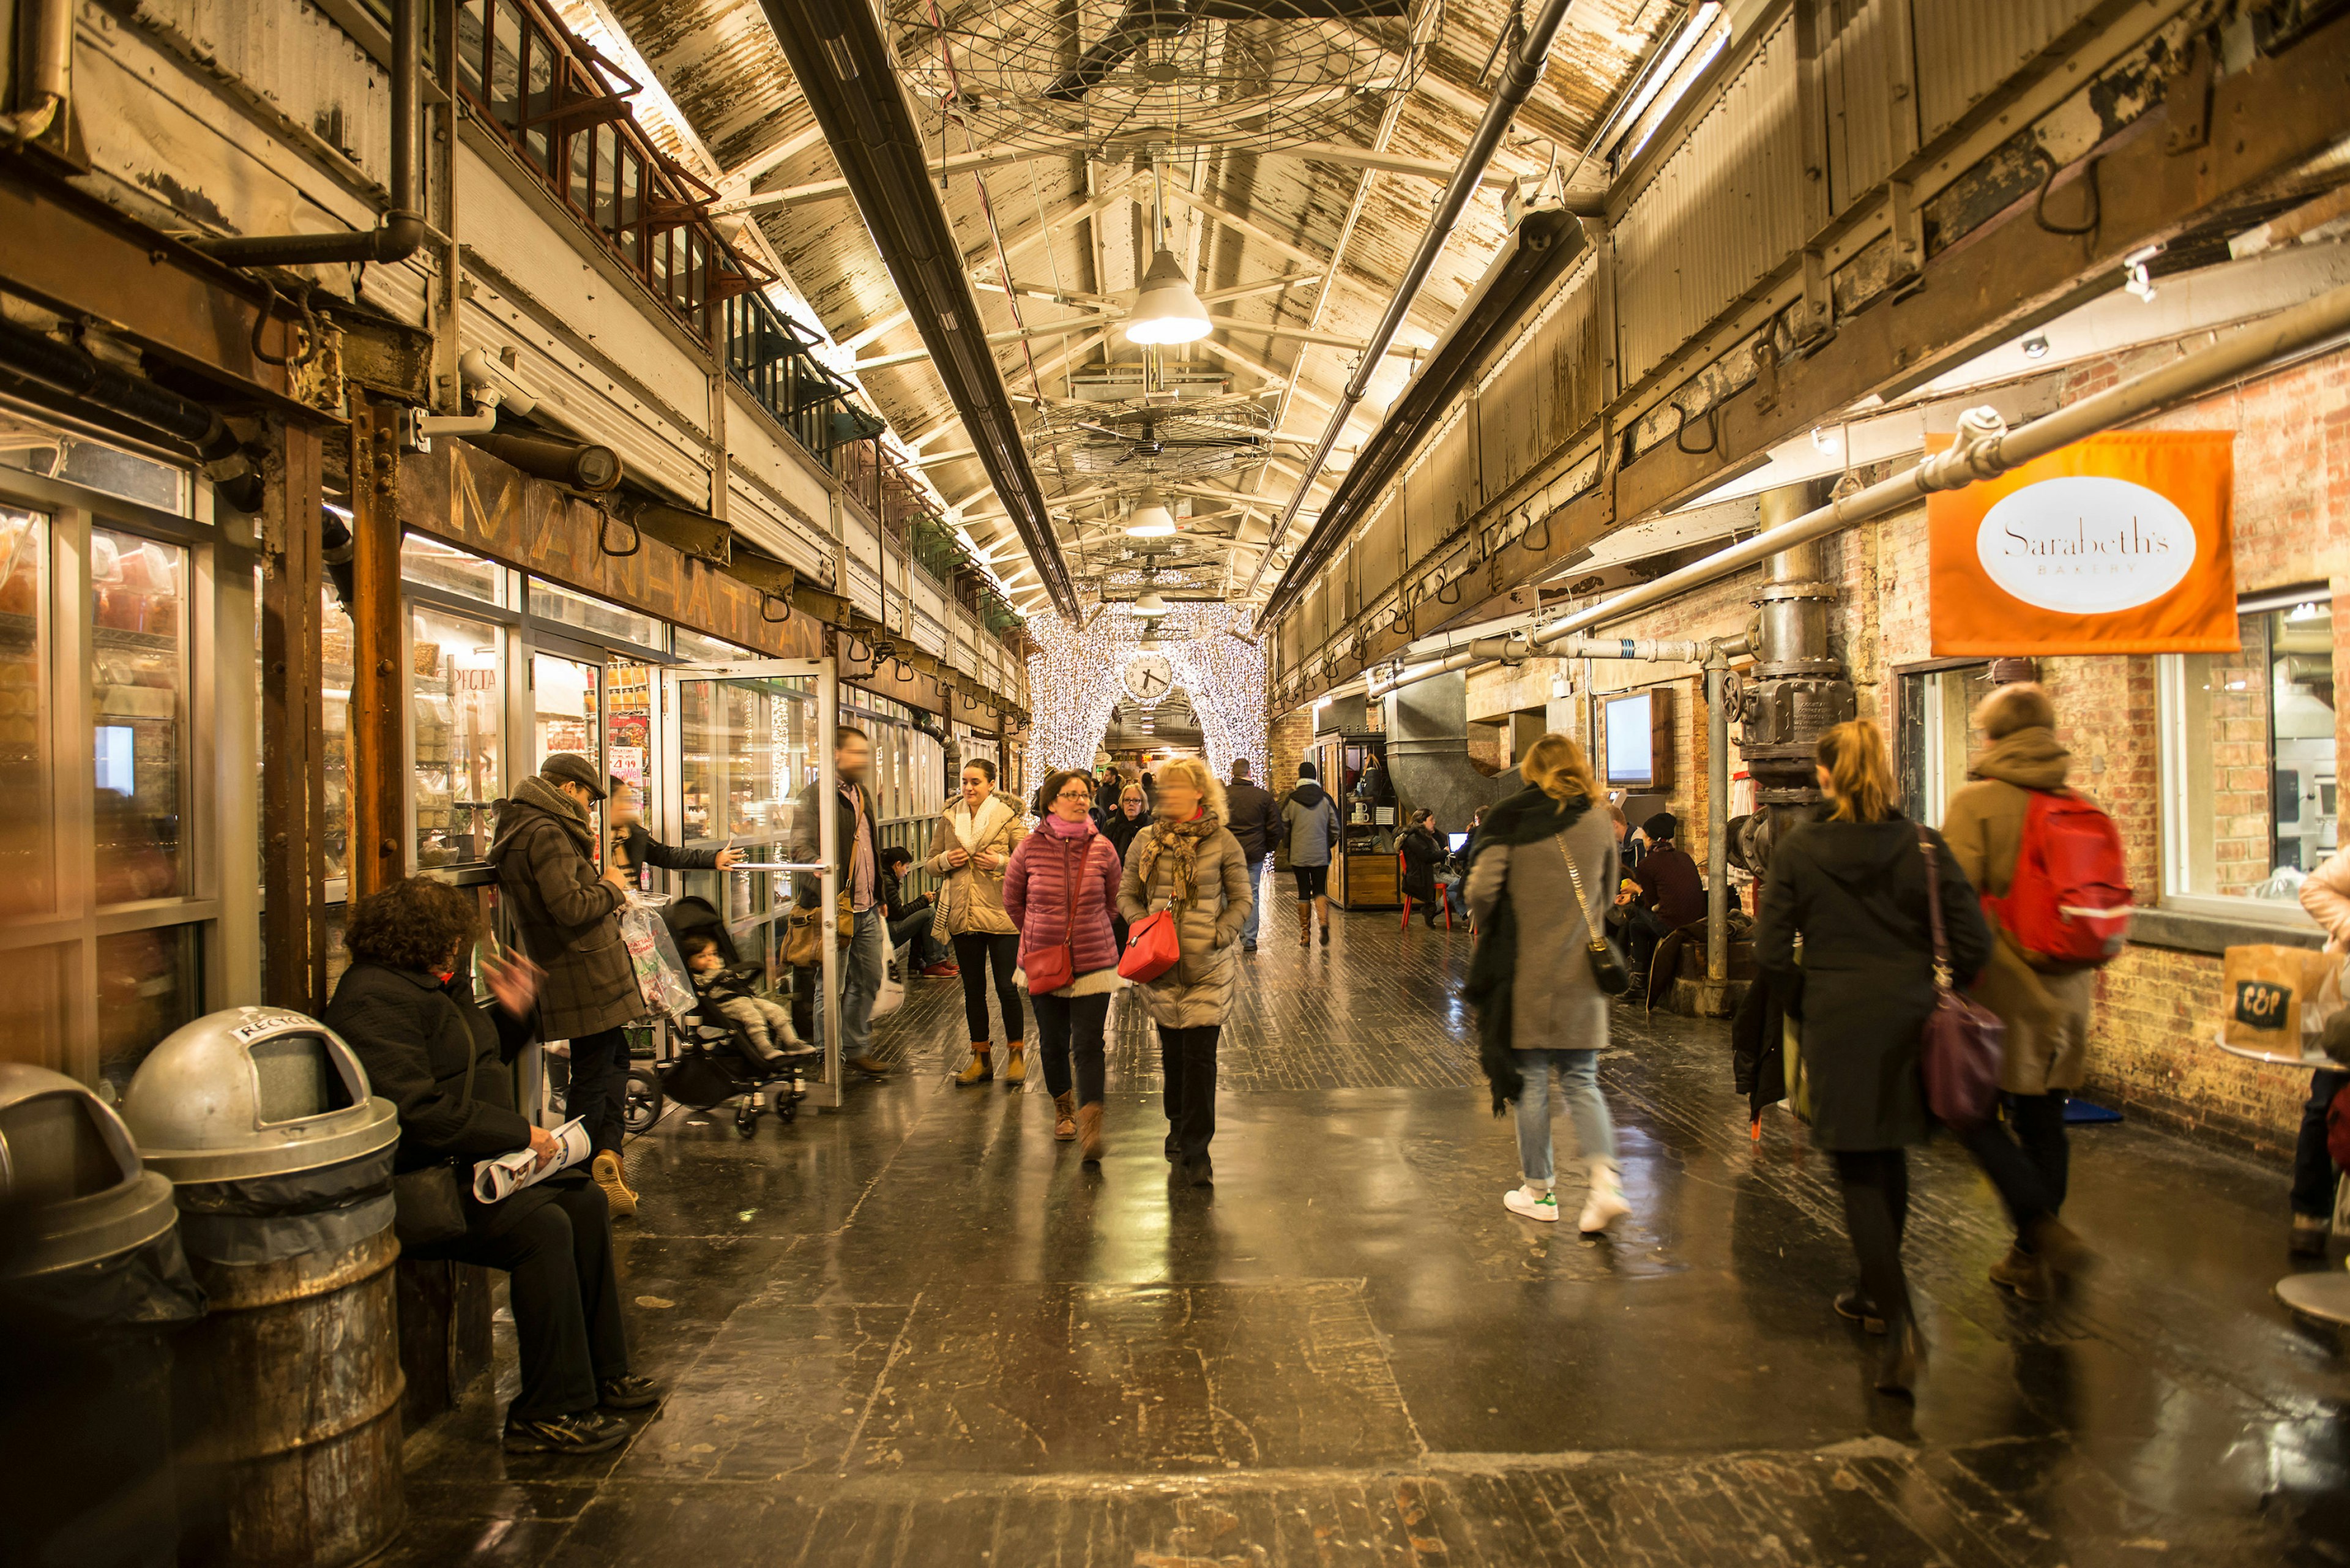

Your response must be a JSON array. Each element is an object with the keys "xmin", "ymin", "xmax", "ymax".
[{"xmin": 2216, "ymin": 1031, "xmax": 2350, "ymax": 1324}]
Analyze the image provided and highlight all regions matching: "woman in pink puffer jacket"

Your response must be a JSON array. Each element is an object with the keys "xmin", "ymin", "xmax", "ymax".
[{"xmin": 1005, "ymin": 767, "xmax": 1128, "ymax": 1163}]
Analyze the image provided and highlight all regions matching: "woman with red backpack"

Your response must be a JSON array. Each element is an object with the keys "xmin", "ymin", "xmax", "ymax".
[{"xmin": 1941, "ymin": 683, "xmax": 2115, "ymax": 1301}]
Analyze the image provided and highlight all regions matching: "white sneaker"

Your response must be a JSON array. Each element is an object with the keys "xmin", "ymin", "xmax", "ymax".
[
  {"xmin": 1578, "ymin": 1160, "xmax": 1629, "ymax": 1234},
  {"xmin": 1503, "ymin": 1184, "xmax": 1559, "ymax": 1223}
]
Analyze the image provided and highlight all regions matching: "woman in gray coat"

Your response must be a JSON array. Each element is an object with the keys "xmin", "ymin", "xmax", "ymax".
[
  {"xmin": 1464, "ymin": 734, "xmax": 1627, "ymax": 1235},
  {"xmin": 1117, "ymin": 756, "xmax": 1251, "ymax": 1187}
]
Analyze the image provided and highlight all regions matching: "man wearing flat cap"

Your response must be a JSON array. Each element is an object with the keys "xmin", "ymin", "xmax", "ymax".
[{"xmin": 490, "ymin": 753, "xmax": 644, "ymax": 1216}]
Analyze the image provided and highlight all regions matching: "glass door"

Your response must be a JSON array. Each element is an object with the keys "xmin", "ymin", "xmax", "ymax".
[{"xmin": 659, "ymin": 659, "xmax": 841, "ymax": 1103}]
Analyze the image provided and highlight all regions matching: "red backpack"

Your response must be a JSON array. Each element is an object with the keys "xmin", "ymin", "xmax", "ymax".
[{"xmin": 1987, "ymin": 788, "xmax": 2133, "ymax": 967}]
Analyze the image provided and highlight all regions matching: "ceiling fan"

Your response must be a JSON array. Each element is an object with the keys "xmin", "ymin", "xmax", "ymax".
[{"xmin": 1043, "ymin": 0, "xmax": 1414, "ymax": 103}]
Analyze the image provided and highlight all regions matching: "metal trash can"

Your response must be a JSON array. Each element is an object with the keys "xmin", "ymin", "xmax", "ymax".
[
  {"xmin": 0, "ymin": 1062, "xmax": 206, "ymax": 1568},
  {"xmin": 122, "ymin": 1008, "xmax": 406, "ymax": 1568}
]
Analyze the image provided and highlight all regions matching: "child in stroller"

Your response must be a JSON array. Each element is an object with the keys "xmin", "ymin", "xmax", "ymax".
[{"xmin": 627, "ymin": 896, "xmax": 815, "ymax": 1138}]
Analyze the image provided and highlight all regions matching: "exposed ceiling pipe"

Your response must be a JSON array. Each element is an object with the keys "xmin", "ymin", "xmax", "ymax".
[
  {"xmin": 192, "ymin": 0, "xmax": 425, "ymax": 267},
  {"xmin": 1362, "ymin": 276, "xmax": 2350, "ymax": 700},
  {"xmin": 1248, "ymin": 0, "xmax": 1583, "ymax": 604},
  {"xmin": 1, "ymin": 0, "xmax": 73, "ymax": 144},
  {"xmin": 0, "ymin": 316, "xmax": 262, "ymax": 509}
]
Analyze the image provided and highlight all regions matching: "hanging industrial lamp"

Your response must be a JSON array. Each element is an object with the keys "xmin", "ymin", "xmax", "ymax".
[
  {"xmin": 1125, "ymin": 486, "xmax": 1177, "ymax": 537},
  {"xmin": 1133, "ymin": 590, "xmax": 1169, "ymax": 617},
  {"xmin": 1124, "ymin": 248, "xmax": 1210, "ymax": 345}
]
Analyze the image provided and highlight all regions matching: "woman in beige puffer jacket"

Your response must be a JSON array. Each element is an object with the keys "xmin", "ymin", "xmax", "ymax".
[
  {"xmin": 1116, "ymin": 758, "xmax": 1251, "ymax": 1185},
  {"xmin": 925, "ymin": 758, "xmax": 1029, "ymax": 1085}
]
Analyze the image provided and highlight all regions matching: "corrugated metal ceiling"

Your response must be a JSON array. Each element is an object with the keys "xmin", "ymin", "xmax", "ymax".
[{"xmin": 601, "ymin": 0, "xmax": 1670, "ymax": 614}]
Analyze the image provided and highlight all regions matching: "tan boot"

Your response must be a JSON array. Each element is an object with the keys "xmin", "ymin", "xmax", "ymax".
[
  {"xmin": 1053, "ymin": 1091, "xmax": 1078, "ymax": 1141},
  {"xmin": 1002, "ymin": 1045, "xmax": 1027, "ymax": 1086},
  {"xmin": 1078, "ymin": 1102, "xmax": 1104, "ymax": 1165},
  {"xmin": 592, "ymin": 1149, "xmax": 638, "ymax": 1219},
  {"xmin": 1297, "ymin": 902, "xmax": 1311, "ymax": 947},
  {"xmin": 955, "ymin": 1045, "xmax": 993, "ymax": 1086}
]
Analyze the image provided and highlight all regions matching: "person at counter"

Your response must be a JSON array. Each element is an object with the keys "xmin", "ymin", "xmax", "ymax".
[
  {"xmin": 1280, "ymin": 762, "xmax": 1341, "ymax": 949},
  {"xmin": 606, "ymin": 777, "xmax": 742, "ymax": 884}
]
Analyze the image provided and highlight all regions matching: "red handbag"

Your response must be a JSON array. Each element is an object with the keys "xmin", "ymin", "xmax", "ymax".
[
  {"xmin": 1918, "ymin": 828, "xmax": 2006, "ymax": 1130},
  {"xmin": 1118, "ymin": 908, "xmax": 1181, "ymax": 983}
]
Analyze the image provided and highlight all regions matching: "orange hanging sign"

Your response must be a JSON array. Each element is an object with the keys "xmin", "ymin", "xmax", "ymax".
[{"xmin": 1927, "ymin": 429, "xmax": 2237, "ymax": 655}]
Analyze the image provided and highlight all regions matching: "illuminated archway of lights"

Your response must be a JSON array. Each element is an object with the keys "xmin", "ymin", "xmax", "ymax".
[{"xmin": 1026, "ymin": 603, "xmax": 1267, "ymax": 788}]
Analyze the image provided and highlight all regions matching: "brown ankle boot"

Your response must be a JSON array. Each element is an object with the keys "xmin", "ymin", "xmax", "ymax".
[
  {"xmin": 1297, "ymin": 903, "xmax": 1311, "ymax": 946},
  {"xmin": 1053, "ymin": 1091, "xmax": 1077, "ymax": 1141},
  {"xmin": 1002, "ymin": 1045, "xmax": 1027, "ymax": 1087},
  {"xmin": 955, "ymin": 1045, "xmax": 993, "ymax": 1086},
  {"xmin": 1078, "ymin": 1102, "xmax": 1104, "ymax": 1164}
]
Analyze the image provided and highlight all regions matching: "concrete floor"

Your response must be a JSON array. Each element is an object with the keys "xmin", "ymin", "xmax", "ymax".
[{"xmin": 390, "ymin": 902, "xmax": 2350, "ymax": 1566}]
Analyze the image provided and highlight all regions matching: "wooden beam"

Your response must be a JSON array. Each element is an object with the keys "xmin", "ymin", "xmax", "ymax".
[
  {"xmin": 347, "ymin": 402, "xmax": 405, "ymax": 901},
  {"xmin": 261, "ymin": 418, "xmax": 327, "ymax": 1012}
]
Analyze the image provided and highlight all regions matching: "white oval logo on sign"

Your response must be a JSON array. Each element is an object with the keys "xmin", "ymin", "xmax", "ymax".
[{"xmin": 1975, "ymin": 476, "xmax": 2197, "ymax": 613}]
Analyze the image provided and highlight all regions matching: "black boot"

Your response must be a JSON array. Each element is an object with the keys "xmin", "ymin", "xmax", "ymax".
[{"xmin": 1874, "ymin": 1310, "xmax": 1924, "ymax": 1397}]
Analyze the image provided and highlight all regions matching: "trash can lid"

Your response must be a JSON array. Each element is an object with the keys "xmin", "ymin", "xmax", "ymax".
[
  {"xmin": 121, "ymin": 1009, "xmax": 400, "ymax": 1182},
  {"xmin": 0, "ymin": 1063, "xmax": 179, "ymax": 1275}
]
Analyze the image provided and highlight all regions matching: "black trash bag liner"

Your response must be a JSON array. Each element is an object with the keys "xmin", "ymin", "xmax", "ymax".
[{"xmin": 169, "ymin": 1145, "xmax": 396, "ymax": 1265}]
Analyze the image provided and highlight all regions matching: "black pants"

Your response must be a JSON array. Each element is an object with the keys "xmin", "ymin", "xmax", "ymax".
[
  {"xmin": 1954, "ymin": 1091, "xmax": 2069, "ymax": 1238},
  {"xmin": 1619, "ymin": 905, "xmax": 1673, "ymax": 977},
  {"xmin": 1160, "ymin": 1023, "xmax": 1222, "ymax": 1159},
  {"xmin": 565, "ymin": 1025, "xmax": 630, "ymax": 1157},
  {"xmin": 889, "ymin": 908, "xmax": 951, "ymax": 968},
  {"xmin": 953, "ymin": 931, "xmax": 1024, "ymax": 1044},
  {"xmin": 427, "ymin": 1179, "xmax": 629, "ymax": 1421},
  {"xmin": 1034, "ymin": 992, "xmax": 1110, "ymax": 1104},
  {"xmin": 2293, "ymin": 1068, "xmax": 2349, "ymax": 1217},
  {"xmin": 1832, "ymin": 1149, "xmax": 1911, "ymax": 1326}
]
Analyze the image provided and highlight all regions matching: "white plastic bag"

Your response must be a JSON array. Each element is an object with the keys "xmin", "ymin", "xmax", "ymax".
[
  {"xmin": 619, "ymin": 897, "xmax": 696, "ymax": 1023},
  {"xmin": 870, "ymin": 953, "xmax": 905, "ymax": 1020}
]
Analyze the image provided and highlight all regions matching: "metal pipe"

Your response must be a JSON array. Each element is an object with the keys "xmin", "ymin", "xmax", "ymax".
[
  {"xmin": 193, "ymin": 0, "xmax": 423, "ymax": 267},
  {"xmin": 0, "ymin": 315, "xmax": 239, "ymax": 463},
  {"xmin": 1248, "ymin": 0, "xmax": 1581, "ymax": 599},
  {"xmin": 2, "ymin": 0, "xmax": 72, "ymax": 144},
  {"xmin": 1362, "ymin": 277, "xmax": 2350, "ymax": 698},
  {"xmin": 1704, "ymin": 644, "xmax": 1729, "ymax": 989}
]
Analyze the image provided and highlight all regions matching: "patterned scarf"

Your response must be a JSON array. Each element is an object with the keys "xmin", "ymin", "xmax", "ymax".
[{"xmin": 1134, "ymin": 804, "xmax": 1222, "ymax": 911}]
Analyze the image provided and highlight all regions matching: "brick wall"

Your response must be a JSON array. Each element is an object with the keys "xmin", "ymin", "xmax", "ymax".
[{"xmin": 1269, "ymin": 704, "xmax": 1314, "ymax": 794}]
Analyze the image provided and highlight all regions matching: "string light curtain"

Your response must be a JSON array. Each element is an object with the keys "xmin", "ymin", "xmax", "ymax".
[{"xmin": 1026, "ymin": 603, "xmax": 1267, "ymax": 786}]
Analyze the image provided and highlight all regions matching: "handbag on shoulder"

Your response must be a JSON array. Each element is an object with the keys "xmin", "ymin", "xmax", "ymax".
[
  {"xmin": 1917, "ymin": 828, "xmax": 2005, "ymax": 1130},
  {"xmin": 392, "ymin": 1040, "xmax": 477, "ymax": 1249},
  {"xmin": 1556, "ymin": 831, "xmax": 1630, "ymax": 996},
  {"xmin": 785, "ymin": 893, "xmax": 854, "ymax": 968}
]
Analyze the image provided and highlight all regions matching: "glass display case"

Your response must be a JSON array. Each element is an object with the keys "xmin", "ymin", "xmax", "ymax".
[{"xmin": 1308, "ymin": 732, "xmax": 1398, "ymax": 909}]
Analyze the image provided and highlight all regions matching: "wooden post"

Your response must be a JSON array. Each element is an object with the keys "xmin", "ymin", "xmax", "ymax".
[
  {"xmin": 348, "ymin": 401, "xmax": 406, "ymax": 900},
  {"xmin": 261, "ymin": 417, "xmax": 328, "ymax": 1012}
]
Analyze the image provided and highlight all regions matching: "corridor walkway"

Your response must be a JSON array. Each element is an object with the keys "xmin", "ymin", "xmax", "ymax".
[{"xmin": 392, "ymin": 908, "xmax": 2349, "ymax": 1566}]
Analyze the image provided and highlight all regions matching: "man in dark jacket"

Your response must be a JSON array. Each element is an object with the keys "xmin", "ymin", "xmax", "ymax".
[
  {"xmin": 606, "ymin": 777, "xmax": 742, "ymax": 887},
  {"xmin": 787, "ymin": 725, "xmax": 894, "ymax": 1077},
  {"xmin": 487, "ymin": 753, "xmax": 644, "ymax": 1216},
  {"xmin": 1224, "ymin": 757, "xmax": 1279, "ymax": 954},
  {"xmin": 1622, "ymin": 812, "xmax": 1705, "ymax": 982}
]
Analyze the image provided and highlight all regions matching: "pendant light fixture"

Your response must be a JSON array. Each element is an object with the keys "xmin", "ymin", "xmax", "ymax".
[
  {"xmin": 1125, "ymin": 485, "xmax": 1177, "ymax": 537},
  {"xmin": 1133, "ymin": 590, "xmax": 1169, "ymax": 617},
  {"xmin": 1125, "ymin": 248, "xmax": 1210, "ymax": 345}
]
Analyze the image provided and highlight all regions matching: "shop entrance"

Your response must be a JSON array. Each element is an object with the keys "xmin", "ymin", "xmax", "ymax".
[{"xmin": 655, "ymin": 658, "xmax": 845, "ymax": 1105}]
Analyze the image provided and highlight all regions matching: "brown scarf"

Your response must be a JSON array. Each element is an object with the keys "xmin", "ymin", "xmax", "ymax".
[{"xmin": 1134, "ymin": 805, "xmax": 1222, "ymax": 911}]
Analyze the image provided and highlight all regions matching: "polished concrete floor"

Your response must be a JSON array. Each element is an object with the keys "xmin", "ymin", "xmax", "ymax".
[{"xmin": 391, "ymin": 902, "xmax": 2350, "ymax": 1566}]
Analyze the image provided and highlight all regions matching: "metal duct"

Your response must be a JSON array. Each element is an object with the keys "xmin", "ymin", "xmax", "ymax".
[
  {"xmin": 1384, "ymin": 671, "xmax": 1509, "ymax": 835},
  {"xmin": 758, "ymin": 0, "xmax": 1078, "ymax": 619},
  {"xmin": 463, "ymin": 431, "xmax": 622, "ymax": 494},
  {"xmin": 1736, "ymin": 479, "xmax": 1852, "ymax": 808}
]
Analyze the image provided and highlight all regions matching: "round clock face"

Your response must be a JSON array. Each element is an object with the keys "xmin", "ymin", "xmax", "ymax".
[{"xmin": 1123, "ymin": 653, "xmax": 1174, "ymax": 704}]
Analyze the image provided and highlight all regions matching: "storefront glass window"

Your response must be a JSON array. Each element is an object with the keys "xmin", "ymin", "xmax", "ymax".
[
  {"xmin": 412, "ymin": 607, "xmax": 503, "ymax": 867},
  {"xmin": 402, "ymin": 534, "xmax": 509, "ymax": 605},
  {"xmin": 532, "ymin": 650, "xmax": 602, "ymax": 791},
  {"xmin": 674, "ymin": 629, "xmax": 749, "ymax": 663},
  {"xmin": 607, "ymin": 661, "xmax": 652, "ymax": 805},
  {"xmin": 679, "ymin": 676, "xmax": 812, "ymax": 843},
  {"xmin": 0, "ymin": 416, "xmax": 188, "ymax": 515},
  {"xmin": 0, "ymin": 507, "xmax": 50, "ymax": 914},
  {"xmin": 531, "ymin": 579, "xmax": 663, "ymax": 651},
  {"xmin": 96, "ymin": 923, "xmax": 200, "ymax": 1097},
  {"xmin": 92, "ymin": 527, "xmax": 187, "ymax": 902},
  {"xmin": 2162, "ymin": 594, "xmax": 2338, "ymax": 903},
  {"xmin": 1897, "ymin": 665, "xmax": 1999, "ymax": 827}
]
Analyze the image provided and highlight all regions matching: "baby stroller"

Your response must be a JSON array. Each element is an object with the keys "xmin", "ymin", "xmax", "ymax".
[{"xmin": 622, "ymin": 896, "xmax": 813, "ymax": 1138}]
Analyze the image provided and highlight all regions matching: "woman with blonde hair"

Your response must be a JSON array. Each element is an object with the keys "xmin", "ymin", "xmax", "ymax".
[
  {"xmin": 1758, "ymin": 718, "xmax": 1991, "ymax": 1396},
  {"xmin": 1117, "ymin": 755, "xmax": 1251, "ymax": 1185},
  {"xmin": 1463, "ymin": 733, "xmax": 1630, "ymax": 1234},
  {"xmin": 925, "ymin": 756, "xmax": 1029, "ymax": 1086}
]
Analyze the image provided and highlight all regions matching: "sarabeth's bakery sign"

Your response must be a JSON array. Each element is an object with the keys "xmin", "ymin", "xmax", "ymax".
[{"xmin": 1930, "ymin": 430, "xmax": 2237, "ymax": 655}]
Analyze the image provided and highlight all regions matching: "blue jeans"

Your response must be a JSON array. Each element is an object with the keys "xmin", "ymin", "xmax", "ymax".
[
  {"xmin": 813, "ymin": 908, "xmax": 887, "ymax": 1063},
  {"xmin": 1240, "ymin": 859, "xmax": 1265, "ymax": 944},
  {"xmin": 2292, "ymin": 1067, "xmax": 2349, "ymax": 1218},
  {"xmin": 1513, "ymin": 1048, "xmax": 1616, "ymax": 1185}
]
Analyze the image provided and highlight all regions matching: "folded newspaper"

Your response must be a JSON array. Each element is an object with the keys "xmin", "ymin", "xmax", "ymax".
[{"xmin": 472, "ymin": 1118, "xmax": 592, "ymax": 1203}]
